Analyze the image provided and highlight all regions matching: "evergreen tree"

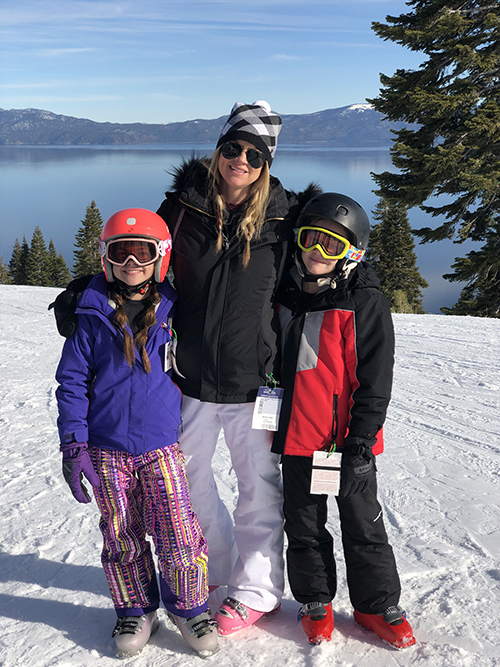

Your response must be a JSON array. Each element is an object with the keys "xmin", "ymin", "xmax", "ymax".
[
  {"xmin": 0, "ymin": 255, "xmax": 12, "ymax": 284},
  {"xmin": 25, "ymin": 226, "xmax": 51, "ymax": 286},
  {"xmin": 366, "ymin": 199, "xmax": 429, "ymax": 313},
  {"xmin": 369, "ymin": 0, "xmax": 500, "ymax": 314},
  {"xmin": 47, "ymin": 239, "xmax": 72, "ymax": 287},
  {"xmin": 9, "ymin": 236, "xmax": 30, "ymax": 285},
  {"xmin": 73, "ymin": 201, "xmax": 104, "ymax": 278},
  {"xmin": 441, "ymin": 218, "xmax": 500, "ymax": 317}
]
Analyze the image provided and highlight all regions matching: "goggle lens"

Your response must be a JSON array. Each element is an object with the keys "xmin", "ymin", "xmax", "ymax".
[
  {"xmin": 106, "ymin": 238, "xmax": 159, "ymax": 266},
  {"xmin": 220, "ymin": 141, "xmax": 266, "ymax": 169},
  {"xmin": 301, "ymin": 229, "xmax": 347, "ymax": 257},
  {"xmin": 295, "ymin": 226, "xmax": 365, "ymax": 262}
]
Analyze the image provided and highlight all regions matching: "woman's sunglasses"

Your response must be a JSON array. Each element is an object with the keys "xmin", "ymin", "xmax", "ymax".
[
  {"xmin": 220, "ymin": 141, "xmax": 266, "ymax": 169},
  {"xmin": 295, "ymin": 226, "xmax": 365, "ymax": 261}
]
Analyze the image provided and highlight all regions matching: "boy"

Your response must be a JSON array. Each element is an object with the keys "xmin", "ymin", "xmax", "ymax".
[{"xmin": 272, "ymin": 193, "xmax": 415, "ymax": 649}]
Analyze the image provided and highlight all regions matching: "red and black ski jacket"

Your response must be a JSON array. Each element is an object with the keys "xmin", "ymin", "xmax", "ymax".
[{"xmin": 271, "ymin": 262, "xmax": 394, "ymax": 457}]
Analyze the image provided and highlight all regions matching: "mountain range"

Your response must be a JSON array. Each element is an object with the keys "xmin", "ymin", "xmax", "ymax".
[{"xmin": 0, "ymin": 104, "xmax": 404, "ymax": 147}]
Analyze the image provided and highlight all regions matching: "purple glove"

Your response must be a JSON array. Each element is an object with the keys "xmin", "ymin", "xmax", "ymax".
[{"xmin": 60, "ymin": 441, "xmax": 100, "ymax": 504}]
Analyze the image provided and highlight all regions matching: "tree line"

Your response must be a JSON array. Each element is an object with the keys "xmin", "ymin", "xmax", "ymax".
[
  {"xmin": 1, "ymin": 201, "xmax": 104, "ymax": 287},
  {"xmin": 1, "ymin": 195, "xmax": 429, "ymax": 314}
]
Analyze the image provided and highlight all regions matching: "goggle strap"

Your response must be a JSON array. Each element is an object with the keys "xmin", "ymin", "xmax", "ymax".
[{"xmin": 345, "ymin": 246, "xmax": 365, "ymax": 262}]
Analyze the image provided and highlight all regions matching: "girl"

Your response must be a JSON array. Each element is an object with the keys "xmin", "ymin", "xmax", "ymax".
[
  {"xmin": 55, "ymin": 208, "xmax": 219, "ymax": 658},
  {"xmin": 156, "ymin": 101, "xmax": 317, "ymax": 635}
]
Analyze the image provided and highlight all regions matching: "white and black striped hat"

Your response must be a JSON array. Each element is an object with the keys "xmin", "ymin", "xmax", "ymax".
[{"xmin": 217, "ymin": 100, "xmax": 282, "ymax": 166}]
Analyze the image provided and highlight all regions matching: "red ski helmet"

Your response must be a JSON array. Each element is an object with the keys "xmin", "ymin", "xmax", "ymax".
[{"xmin": 99, "ymin": 208, "xmax": 172, "ymax": 283}]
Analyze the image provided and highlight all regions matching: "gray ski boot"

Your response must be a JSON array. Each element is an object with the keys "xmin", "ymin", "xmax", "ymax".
[
  {"xmin": 112, "ymin": 611, "xmax": 160, "ymax": 658},
  {"xmin": 168, "ymin": 610, "xmax": 219, "ymax": 658}
]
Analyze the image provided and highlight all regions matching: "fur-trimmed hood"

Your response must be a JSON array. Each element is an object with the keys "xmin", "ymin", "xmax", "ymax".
[{"xmin": 164, "ymin": 155, "xmax": 322, "ymax": 224}]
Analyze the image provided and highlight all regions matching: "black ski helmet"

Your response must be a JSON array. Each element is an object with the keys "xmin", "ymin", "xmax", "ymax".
[{"xmin": 297, "ymin": 192, "xmax": 370, "ymax": 249}]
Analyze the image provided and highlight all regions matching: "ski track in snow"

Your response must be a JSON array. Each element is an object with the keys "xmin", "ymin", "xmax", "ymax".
[{"xmin": 1, "ymin": 285, "xmax": 499, "ymax": 667}]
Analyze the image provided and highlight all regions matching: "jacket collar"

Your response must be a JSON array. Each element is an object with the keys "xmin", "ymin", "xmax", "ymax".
[
  {"xmin": 76, "ymin": 273, "xmax": 177, "ymax": 319},
  {"xmin": 278, "ymin": 261, "xmax": 380, "ymax": 314},
  {"xmin": 166, "ymin": 156, "xmax": 290, "ymax": 222}
]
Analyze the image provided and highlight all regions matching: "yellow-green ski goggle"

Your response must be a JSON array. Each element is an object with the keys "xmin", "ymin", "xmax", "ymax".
[{"xmin": 294, "ymin": 226, "xmax": 365, "ymax": 262}]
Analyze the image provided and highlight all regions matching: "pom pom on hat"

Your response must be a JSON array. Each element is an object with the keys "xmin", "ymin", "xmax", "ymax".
[{"xmin": 217, "ymin": 100, "xmax": 282, "ymax": 166}]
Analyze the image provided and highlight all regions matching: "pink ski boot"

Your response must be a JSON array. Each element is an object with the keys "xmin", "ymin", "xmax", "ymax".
[{"xmin": 214, "ymin": 597, "xmax": 280, "ymax": 636}]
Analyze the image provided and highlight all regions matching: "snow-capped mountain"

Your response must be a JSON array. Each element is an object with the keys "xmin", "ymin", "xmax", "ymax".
[{"xmin": 0, "ymin": 104, "xmax": 404, "ymax": 146}]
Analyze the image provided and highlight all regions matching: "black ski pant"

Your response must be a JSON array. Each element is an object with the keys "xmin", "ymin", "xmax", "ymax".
[{"xmin": 282, "ymin": 454, "xmax": 401, "ymax": 614}]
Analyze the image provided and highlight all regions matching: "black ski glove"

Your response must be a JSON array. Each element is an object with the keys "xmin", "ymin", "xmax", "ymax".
[{"xmin": 338, "ymin": 436, "xmax": 376, "ymax": 498}]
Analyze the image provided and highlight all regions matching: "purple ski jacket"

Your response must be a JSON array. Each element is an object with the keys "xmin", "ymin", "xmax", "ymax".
[{"xmin": 56, "ymin": 274, "xmax": 182, "ymax": 455}]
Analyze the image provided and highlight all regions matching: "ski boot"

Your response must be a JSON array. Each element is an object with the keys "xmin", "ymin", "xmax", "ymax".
[
  {"xmin": 354, "ymin": 605, "xmax": 416, "ymax": 649},
  {"xmin": 298, "ymin": 602, "xmax": 334, "ymax": 644},
  {"xmin": 214, "ymin": 596, "xmax": 280, "ymax": 636},
  {"xmin": 168, "ymin": 610, "xmax": 219, "ymax": 658},
  {"xmin": 112, "ymin": 611, "xmax": 159, "ymax": 657}
]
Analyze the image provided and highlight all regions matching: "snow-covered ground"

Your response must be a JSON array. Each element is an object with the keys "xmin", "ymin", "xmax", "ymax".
[{"xmin": 1, "ymin": 284, "xmax": 499, "ymax": 667}]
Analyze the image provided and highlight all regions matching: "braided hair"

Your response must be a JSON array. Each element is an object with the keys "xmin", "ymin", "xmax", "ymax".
[{"xmin": 108, "ymin": 282, "xmax": 161, "ymax": 373}]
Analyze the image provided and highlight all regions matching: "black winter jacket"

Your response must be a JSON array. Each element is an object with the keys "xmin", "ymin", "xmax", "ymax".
[{"xmin": 157, "ymin": 158, "xmax": 304, "ymax": 403}]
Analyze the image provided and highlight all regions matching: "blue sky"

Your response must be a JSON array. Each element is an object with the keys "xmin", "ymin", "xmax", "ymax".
[{"xmin": 0, "ymin": 0, "xmax": 422, "ymax": 123}]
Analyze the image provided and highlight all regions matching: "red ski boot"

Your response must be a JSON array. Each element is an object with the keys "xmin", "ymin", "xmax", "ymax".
[
  {"xmin": 354, "ymin": 605, "xmax": 416, "ymax": 649},
  {"xmin": 299, "ymin": 602, "xmax": 334, "ymax": 644}
]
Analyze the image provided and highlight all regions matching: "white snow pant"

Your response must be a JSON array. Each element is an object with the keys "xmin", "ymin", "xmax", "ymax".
[{"xmin": 179, "ymin": 396, "xmax": 285, "ymax": 613}]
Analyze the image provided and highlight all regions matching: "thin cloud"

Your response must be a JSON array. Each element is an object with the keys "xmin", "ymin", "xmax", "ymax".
[
  {"xmin": 7, "ymin": 95, "xmax": 122, "ymax": 103},
  {"xmin": 271, "ymin": 54, "xmax": 304, "ymax": 61},
  {"xmin": 1, "ymin": 1, "xmax": 372, "ymax": 35},
  {"xmin": 2, "ymin": 82, "xmax": 60, "ymax": 89},
  {"xmin": 37, "ymin": 47, "xmax": 99, "ymax": 57}
]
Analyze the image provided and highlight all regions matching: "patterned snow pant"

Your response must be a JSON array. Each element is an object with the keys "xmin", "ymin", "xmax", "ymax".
[{"xmin": 89, "ymin": 444, "xmax": 209, "ymax": 618}]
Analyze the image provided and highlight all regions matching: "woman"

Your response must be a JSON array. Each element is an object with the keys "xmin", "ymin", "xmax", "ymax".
[{"xmin": 156, "ymin": 101, "xmax": 312, "ymax": 635}]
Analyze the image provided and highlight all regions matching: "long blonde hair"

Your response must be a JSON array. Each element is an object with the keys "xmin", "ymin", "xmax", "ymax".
[
  {"xmin": 108, "ymin": 283, "xmax": 160, "ymax": 373},
  {"xmin": 205, "ymin": 147, "xmax": 270, "ymax": 268}
]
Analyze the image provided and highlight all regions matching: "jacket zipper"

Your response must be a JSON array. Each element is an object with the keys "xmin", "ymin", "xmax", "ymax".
[{"xmin": 331, "ymin": 394, "xmax": 338, "ymax": 448}]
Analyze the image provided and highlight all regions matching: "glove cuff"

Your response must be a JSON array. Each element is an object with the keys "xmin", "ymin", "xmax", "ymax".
[
  {"xmin": 60, "ymin": 441, "xmax": 88, "ymax": 459},
  {"xmin": 344, "ymin": 435, "xmax": 376, "ymax": 456}
]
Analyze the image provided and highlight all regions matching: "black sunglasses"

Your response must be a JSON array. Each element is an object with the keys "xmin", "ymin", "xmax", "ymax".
[{"xmin": 220, "ymin": 141, "xmax": 266, "ymax": 169}]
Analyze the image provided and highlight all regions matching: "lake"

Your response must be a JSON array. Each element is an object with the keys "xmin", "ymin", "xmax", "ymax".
[{"xmin": 0, "ymin": 144, "xmax": 476, "ymax": 313}]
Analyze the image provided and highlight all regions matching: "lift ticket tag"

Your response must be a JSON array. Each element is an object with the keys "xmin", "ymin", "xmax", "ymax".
[
  {"xmin": 310, "ymin": 451, "xmax": 342, "ymax": 496},
  {"xmin": 252, "ymin": 386, "xmax": 284, "ymax": 431},
  {"xmin": 164, "ymin": 339, "xmax": 173, "ymax": 372}
]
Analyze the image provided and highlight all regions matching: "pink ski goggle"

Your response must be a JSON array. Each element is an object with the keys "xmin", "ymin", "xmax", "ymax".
[{"xmin": 102, "ymin": 238, "xmax": 161, "ymax": 267}]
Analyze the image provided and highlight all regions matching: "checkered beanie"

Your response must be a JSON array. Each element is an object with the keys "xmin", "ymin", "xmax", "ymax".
[{"xmin": 217, "ymin": 100, "xmax": 282, "ymax": 166}]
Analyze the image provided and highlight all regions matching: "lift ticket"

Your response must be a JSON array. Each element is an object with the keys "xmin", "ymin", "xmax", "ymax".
[
  {"xmin": 252, "ymin": 386, "xmax": 284, "ymax": 431},
  {"xmin": 310, "ymin": 451, "xmax": 342, "ymax": 496}
]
